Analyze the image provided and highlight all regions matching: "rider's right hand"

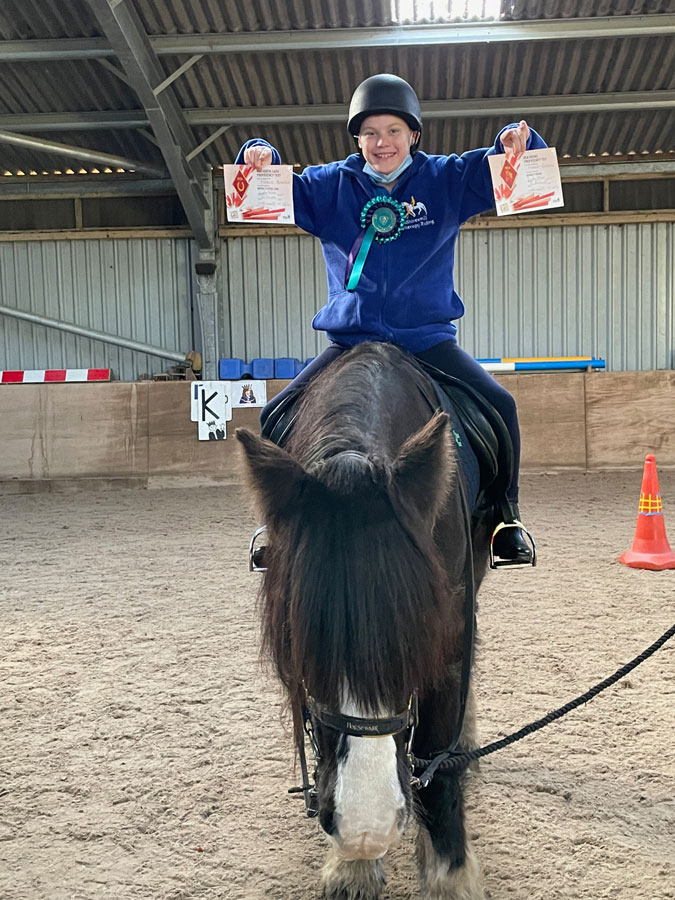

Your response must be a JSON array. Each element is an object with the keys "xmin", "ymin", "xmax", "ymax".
[{"xmin": 243, "ymin": 145, "xmax": 273, "ymax": 171}]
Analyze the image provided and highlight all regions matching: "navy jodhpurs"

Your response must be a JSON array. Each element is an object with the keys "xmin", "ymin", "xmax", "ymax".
[{"xmin": 260, "ymin": 340, "xmax": 521, "ymax": 503}]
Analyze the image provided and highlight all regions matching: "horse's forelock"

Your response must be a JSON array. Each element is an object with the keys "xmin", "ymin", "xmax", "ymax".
[
  {"xmin": 274, "ymin": 459, "xmax": 454, "ymax": 714},
  {"xmin": 309, "ymin": 449, "xmax": 389, "ymax": 495}
]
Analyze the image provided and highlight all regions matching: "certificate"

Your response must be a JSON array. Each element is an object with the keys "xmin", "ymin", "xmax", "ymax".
[
  {"xmin": 223, "ymin": 164, "xmax": 295, "ymax": 224},
  {"xmin": 488, "ymin": 147, "xmax": 564, "ymax": 216}
]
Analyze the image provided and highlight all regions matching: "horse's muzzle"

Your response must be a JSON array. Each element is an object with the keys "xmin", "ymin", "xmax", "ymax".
[{"xmin": 331, "ymin": 825, "xmax": 402, "ymax": 861}]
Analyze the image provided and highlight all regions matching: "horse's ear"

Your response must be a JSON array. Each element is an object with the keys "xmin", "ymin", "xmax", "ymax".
[
  {"xmin": 236, "ymin": 428, "xmax": 308, "ymax": 519},
  {"xmin": 392, "ymin": 411, "xmax": 453, "ymax": 522}
]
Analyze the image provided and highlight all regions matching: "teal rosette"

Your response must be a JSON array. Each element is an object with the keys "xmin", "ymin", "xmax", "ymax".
[{"xmin": 345, "ymin": 195, "xmax": 406, "ymax": 291}]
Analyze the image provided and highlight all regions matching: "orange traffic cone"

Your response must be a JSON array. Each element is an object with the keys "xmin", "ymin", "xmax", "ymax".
[{"xmin": 619, "ymin": 454, "xmax": 675, "ymax": 570}]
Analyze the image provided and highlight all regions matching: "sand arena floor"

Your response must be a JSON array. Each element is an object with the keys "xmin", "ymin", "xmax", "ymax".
[{"xmin": 1, "ymin": 471, "xmax": 673, "ymax": 900}]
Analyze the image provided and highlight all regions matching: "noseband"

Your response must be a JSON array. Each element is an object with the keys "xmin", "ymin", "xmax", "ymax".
[
  {"xmin": 291, "ymin": 692, "xmax": 419, "ymax": 817},
  {"xmin": 306, "ymin": 694, "xmax": 418, "ymax": 740}
]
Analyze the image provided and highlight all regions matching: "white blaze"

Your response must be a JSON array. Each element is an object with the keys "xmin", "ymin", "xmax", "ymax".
[{"xmin": 332, "ymin": 697, "xmax": 406, "ymax": 860}]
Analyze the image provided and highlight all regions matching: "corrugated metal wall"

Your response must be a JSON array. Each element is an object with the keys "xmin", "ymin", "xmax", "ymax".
[
  {"xmin": 2, "ymin": 224, "xmax": 672, "ymax": 379},
  {"xmin": 0, "ymin": 238, "xmax": 193, "ymax": 381},
  {"xmin": 456, "ymin": 224, "xmax": 675, "ymax": 370},
  {"xmin": 220, "ymin": 235, "xmax": 331, "ymax": 362},
  {"xmin": 220, "ymin": 222, "xmax": 675, "ymax": 371}
]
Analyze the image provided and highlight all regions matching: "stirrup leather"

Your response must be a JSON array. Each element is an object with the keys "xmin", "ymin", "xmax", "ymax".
[{"xmin": 489, "ymin": 519, "xmax": 537, "ymax": 569}]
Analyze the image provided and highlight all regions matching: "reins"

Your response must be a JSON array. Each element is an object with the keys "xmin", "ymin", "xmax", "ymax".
[{"xmin": 411, "ymin": 620, "xmax": 675, "ymax": 787}]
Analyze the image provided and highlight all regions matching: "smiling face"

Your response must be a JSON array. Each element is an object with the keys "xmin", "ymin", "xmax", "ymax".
[{"xmin": 357, "ymin": 114, "xmax": 418, "ymax": 175}]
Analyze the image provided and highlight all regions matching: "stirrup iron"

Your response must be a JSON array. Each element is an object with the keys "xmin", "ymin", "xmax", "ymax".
[
  {"xmin": 489, "ymin": 519, "xmax": 537, "ymax": 569},
  {"xmin": 248, "ymin": 525, "xmax": 268, "ymax": 572}
]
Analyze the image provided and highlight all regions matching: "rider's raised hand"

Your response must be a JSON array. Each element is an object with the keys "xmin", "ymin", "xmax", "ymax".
[
  {"xmin": 243, "ymin": 145, "xmax": 273, "ymax": 171},
  {"xmin": 500, "ymin": 120, "xmax": 530, "ymax": 157}
]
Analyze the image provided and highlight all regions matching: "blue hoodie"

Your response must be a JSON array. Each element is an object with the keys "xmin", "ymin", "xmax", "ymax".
[{"xmin": 236, "ymin": 126, "xmax": 546, "ymax": 353}]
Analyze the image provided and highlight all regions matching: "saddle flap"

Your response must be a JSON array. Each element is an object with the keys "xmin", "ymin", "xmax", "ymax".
[
  {"xmin": 261, "ymin": 386, "xmax": 304, "ymax": 446},
  {"xmin": 412, "ymin": 358, "xmax": 513, "ymax": 503}
]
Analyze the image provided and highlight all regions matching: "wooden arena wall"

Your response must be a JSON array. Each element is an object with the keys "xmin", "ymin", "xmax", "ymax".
[{"xmin": 0, "ymin": 371, "xmax": 674, "ymax": 491}]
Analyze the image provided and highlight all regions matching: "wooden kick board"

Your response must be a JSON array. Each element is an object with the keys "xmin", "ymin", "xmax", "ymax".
[{"xmin": 585, "ymin": 371, "xmax": 675, "ymax": 467}]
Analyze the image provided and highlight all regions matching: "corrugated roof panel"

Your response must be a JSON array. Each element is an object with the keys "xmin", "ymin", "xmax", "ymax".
[
  {"xmin": 134, "ymin": 0, "xmax": 394, "ymax": 34},
  {"xmin": 1, "ymin": 0, "xmax": 672, "ymax": 38},
  {"xmin": 202, "ymin": 110, "xmax": 675, "ymax": 170},
  {"xmin": 5, "ymin": 0, "xmax": 669, "ymax": 43},
  {"xmin": 165, "ymin": 36, "xmax": 675, "ymax": 116},
  {"xmin": 504, "ymin": 1, "xmax": 675, "ymax": 19},
  {"xmin": 0, "ymin": 3, "xmax": 673, "ymax": 175},
  {"xmin": 0, "ymin": 0, "xmax": 98, "ymax": 39},
  {"xmin": 2, "ymin": 111, "xmax": 672, "ymax": 176},
  {"xmin": 0, "ymin": 60, "xmax": 141, "ymax": 115}
]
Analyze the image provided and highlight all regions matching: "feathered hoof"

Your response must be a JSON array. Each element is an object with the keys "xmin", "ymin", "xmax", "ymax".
[
  {"xmin": 321, "ymin": 853, "xmax": 386, "ymax": 900},
  {"xmin": 417, "ymin": 831, "xmax": 485, "ymax": 900}
]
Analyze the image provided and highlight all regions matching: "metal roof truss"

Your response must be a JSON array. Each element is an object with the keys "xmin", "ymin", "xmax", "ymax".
[{"xmin": 85, "ymin": 0, "xmax": 213, "ymax": 249}]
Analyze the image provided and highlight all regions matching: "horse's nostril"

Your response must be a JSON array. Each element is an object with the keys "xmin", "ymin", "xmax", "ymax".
[{"xmin": 319, "ymin": 808, "xmax": 336, "ymax": 836}]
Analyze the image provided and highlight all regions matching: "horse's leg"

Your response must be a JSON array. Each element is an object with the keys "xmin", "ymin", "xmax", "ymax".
[
  {"xmin": 321, "ymin": 851, "xmax": 386, "ymax": 900},
  {"xmin": 415, "ymin": 687, "xmax": 484, "ymax": 900}
]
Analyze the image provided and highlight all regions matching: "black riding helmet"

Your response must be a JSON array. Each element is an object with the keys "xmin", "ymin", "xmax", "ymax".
[{"xmin": 348, "ymin": 74, "xmax": 422, "ymax": 151}]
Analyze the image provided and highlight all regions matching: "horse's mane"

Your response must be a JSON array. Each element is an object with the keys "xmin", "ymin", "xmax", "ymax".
[{"xmin": 259, "ymin": 343, "xmax": 467, "ymax": 716}]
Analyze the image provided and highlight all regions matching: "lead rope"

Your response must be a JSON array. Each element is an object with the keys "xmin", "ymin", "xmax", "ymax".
[{"xmin": 412, "ymin": 621, "xmax": 675, "ymax": 787}]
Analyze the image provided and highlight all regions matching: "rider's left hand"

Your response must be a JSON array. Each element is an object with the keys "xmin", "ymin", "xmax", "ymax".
[{"xmin": 500, "ymin": 120, "xmax": 530, "ymax": 157}]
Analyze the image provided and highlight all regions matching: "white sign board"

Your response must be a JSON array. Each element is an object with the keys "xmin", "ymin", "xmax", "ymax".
[
  {"xmin": 192, "ymin": 382, "xmax": 231, "ymax": 441},
  {"xmin": 230, "ymin": 379, "xmax": 267, "ymax": 408},
  {"xmin": 190, "ymin": 380, "xmax": 268, "ymax": 440}
]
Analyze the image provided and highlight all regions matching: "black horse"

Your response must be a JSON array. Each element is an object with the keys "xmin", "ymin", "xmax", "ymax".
[{"xmin": 237, "ymin": 342, "xmax": 493, "ymax": 899}]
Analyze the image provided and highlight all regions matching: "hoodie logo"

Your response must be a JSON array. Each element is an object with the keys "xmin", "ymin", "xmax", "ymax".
[
  {"xmin": 403, "ymin": 196, "xmax": 427, "ymax": 218},
  {"xmin": 403, "ymin": 196, "xmax": 434, "ymax": 231}
]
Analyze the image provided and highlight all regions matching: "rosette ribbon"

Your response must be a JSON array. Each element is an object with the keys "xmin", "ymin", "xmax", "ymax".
[{"xmin": 344, "ymin": 195, "xmax": 406, "ymax": 291}]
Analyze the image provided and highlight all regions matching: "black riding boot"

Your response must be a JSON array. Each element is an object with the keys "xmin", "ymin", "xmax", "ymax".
[
  {"xmin": 251, "ymin": 545, "xmax": 267, "ymax": 570},
  {"xmin": 491, "ymin": 503, "xmax": 536, "ymax": 566}
]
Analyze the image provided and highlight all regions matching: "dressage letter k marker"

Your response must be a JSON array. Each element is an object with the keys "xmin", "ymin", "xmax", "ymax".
[{"xmin": 201, "ymin": 391, "xmax": 218, "ymax": 421}]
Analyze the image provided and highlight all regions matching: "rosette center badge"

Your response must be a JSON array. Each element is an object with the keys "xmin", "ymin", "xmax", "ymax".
[{"xmin": 373, "ymin": 207, "xmax": 396, "ymax": 233}]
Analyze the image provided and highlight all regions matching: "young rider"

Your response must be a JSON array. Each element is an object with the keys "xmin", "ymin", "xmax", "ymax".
[{"xmin": 237, "ymin": 74, "xmax": 544, "ymax": 564}]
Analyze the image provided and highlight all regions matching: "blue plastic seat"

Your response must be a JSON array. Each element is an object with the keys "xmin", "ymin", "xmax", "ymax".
[
  {"xmin": 219, "ymin": 358, "xmax": 247, "ymax": 380},
  {"xmin": 274, "ymin": 358, "xmax": 301, "ymax": 378},
  {"xmin": 250, "ymin": 358, "xmax": 275, "ymax": 379}
]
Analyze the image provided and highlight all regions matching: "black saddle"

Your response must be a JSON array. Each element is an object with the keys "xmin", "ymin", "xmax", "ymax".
[
  {"xmin": 412, "ymin": 357, "xmax": 513, "ymax": 520},
  {"xmin": 261, "ymin": 356, "xmax": 513, "ymax": 525}
]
